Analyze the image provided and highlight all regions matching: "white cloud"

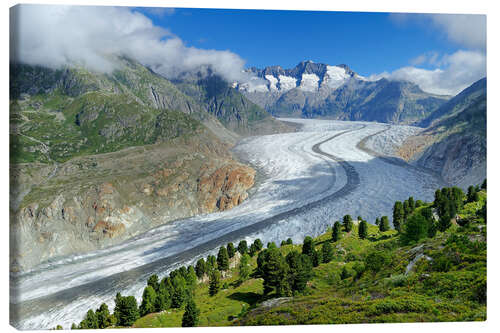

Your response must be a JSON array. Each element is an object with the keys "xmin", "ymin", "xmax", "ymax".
[
  {"xmin": 389, "ymin": 13, "xmax": 486, "ymax": 51},
  {"xmin": 368, "ymin": 50, "xmax": 486, "ymax": 95},
  {"xmin": 409, "ymin": 51, "xmax": 440, "ymax": 66},
  {"xmin": 9, "ymin": 4, "xmax": 248, "ymax": 82},
  {"xmin": 428, "ymin": 14, "xmax": 486, "ymax": 51}
]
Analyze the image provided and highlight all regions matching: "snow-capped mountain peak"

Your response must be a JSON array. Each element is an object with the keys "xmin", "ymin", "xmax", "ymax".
[{"xmin": 236, "ymin": 61, "xmax": 358, "ymax": 94}]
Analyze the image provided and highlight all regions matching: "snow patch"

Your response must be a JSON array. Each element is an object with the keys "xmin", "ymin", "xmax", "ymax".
[
  {"xmin": 265, "ymin": 74, "xmax": 278, "ymax": 91},
  {"xmin": 299, "ymin": 73, "xmax": 320, "ymax": 92},
  {"xmin": 322, "ymin": 65, "xmax": 350, "ymax": 89},
  {"xmin": 278, "ymin": 75, "xmax": 297, "ymax": 91}
]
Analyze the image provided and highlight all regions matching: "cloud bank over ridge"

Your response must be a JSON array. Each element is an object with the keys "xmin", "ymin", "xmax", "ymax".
[{"xmin": 10, "ymin": 5, "xmax": 248, "ymax": 82}]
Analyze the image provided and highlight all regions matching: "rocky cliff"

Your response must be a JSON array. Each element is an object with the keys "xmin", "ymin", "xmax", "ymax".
[
  {"xmin": 10, "ymin": 130, "xmax": 255, "ymax": 272},
  {"xmin": 397, "ymin": 78, "xmax": 486, "ymax": 188}
]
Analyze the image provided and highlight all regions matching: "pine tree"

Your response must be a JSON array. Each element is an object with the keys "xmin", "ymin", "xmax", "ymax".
[
  {"xmin": 227, "ymin": 242, "xmax": 236, "ymax": 258},
  {"xmin": 408, "ymin": 197, "xmax": 415, "ymax": 212},
  {"xmin": 332, "ymin": 221, "xmax": 342, "ymax": 242},
  {"xmin": 182, "ymin": 297, "xmax": 199, "ymax": 327},
  {"xmin": 375, "ymin": 217, "xmax": 380, "ymax": 226},
  {"xmin": 114, "ymin": 294, "xmax": 139, "ymax": 327},
  {"xmin": 206, "ymin": 255, "xmax": 217, "ymax": 272},
  {"xmin": 195, "ymin": 258, "xmax": 206, "ymax": 279},
  {"xmin": 217, "ymin": 246, "xmax": 229, "ymax": 271},
  {"xmin": 481, "ymin": 179, "xmax": 486, "ymax": 190},
  {"xmin": 302, "ymin": 236, "xmax": 315, "ymax": 256},
  {"xmin": 403, "ymin": 200, "xmax": 411, "ymax": 219},
  {"xmin": 312, "ymin": 249, "xmax": 323, "ymax": 267},
  {"xmin": 209, "ymin": 270, "xmax": 221, "ymax": 296},
  {"xmin": 95, "ymin": 303, "xmax": 112, "ymax": 329},
  {"xmin": 154, "ymin": 285, "xmax": 171, "ymax": 312},
  {"xmin": 147, "ymin": 274, "xmax": 159, "ymax": 293},
  {"xmin": 238, "ymin": 253, "xmax": 251, "ymax": 282},
  {"xmin": 286, "ymin": 238, "xmax": 293, "ymax": 245},
  {"xmin": 262, "ymin": 248, "xmax": 290, "ymax": 296},
  {"xmin": 186, "ymin": 266, "xmax": 197, "ymax": 288},
  {"xmin": 267, "ymin": 242, "xmax": 277, "ymax": 249},
  {"xmin": 358, "ymin": 220, "xmax": 368, "ymax": 239},
  {"xmin": 322, "ymin": 242, "xmax": 334, "ymax": 263},
  {"xmin": 80, "ymin": 309, "xmax": 98, "ymax": 329},
  {"xmin": 438, "ymin": 213, "xmax": 452, "ymax": 232},
  {"xmin": 139, "ymin": 285, "xmax": 157, "ymax": 316},
  {"xmin": 171, "ymin": 275, "xmax": 187, "ymax": 308},
  {"xmin": 400, "ymin": 213, "xmax": 429, "ymax": 245},
  {"xmin": 343, "ymin": 215, "xmax": 353, "ymax": 232},
  {"xmin": 237, "ymin": 240, "xmax": 248, "ymax": 254},
  {"xmin": 467, "ymin": 186, "xmax": 476, "ymax": 203},
  {"xmin": 286, "ymin": 250, "xmax": 312, "ymax": 293},
  {"xmin": 379, "ymin": 216, "xmax": 390, "ymax": 232},
  {"xmin": 253, "ymin": 238, "xmax": 263, "ymax": 251},
  {"xmin": 249, "ymin": 242, "xmax": 258, "ymax": 257},
  {"xmin": 392, "ymin": 201, "xmax": 404, "ymax": 232}
]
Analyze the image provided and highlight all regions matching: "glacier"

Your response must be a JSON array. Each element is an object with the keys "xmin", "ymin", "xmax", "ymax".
[{"xmin": 10, "ymin": 119, "xmax": 444, "ymax": 330}]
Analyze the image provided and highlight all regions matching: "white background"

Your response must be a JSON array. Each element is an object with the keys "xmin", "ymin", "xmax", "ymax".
[{"xmin": 2, "ymin": 0, "xmax": 498, "ymax": 332}]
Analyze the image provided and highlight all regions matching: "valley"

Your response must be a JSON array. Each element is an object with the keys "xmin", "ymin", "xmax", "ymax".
[{"xmin": 11, "ymin": 119, "xmax": 445, "ymax": 329}]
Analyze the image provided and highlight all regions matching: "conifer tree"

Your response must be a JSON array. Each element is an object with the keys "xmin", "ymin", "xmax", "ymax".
[
  {"xmin": 358, "ymin": 220, "xmax": 368, "ymax": 239},
  {"xmin": 171, "ymin": 275, "xmax": 187, "ymax": 308},
  {"xmin": 217, "ymin": 246, "xmax": 229, "ymax": 271},
  {"xmin": 238, "ymin": 253, "xmax": 251, "ymax": 282},
  {"xmin": 379, "ymin": 216, "xmax": 390, "ymax": 232},
  {"xmin": 408, "ymin": 196, "xmax": 415, "ymax": 212},
  {"xmin": 147, "ymin": 274, "xmax": 159, "ymax": 293},
  {"xmin": 195, "ymin": 258, "xmax": 206, "ymax": 279},
  {"xmin": 312, "ymin": 249, "xmax": 323, "ymax": 267},
  {"xmin": 286, "ymin": 250, "xmax": 312, "ymax": 293},
  {"xmin": 332, "ymin": 221, "xmax": 342, "ymax": 242},
  {"xmin": 322, "ymin": 242, "xmax": 334, "ymax": 263},
  {"xmin": 182, "ymin": 297, "xmax": 199, "ymax": 327},
  {"xmin": 237, "ymin": 240, "xmax": 248, "ymax": 254},
  {"xmin": 302, "ymin": 236, "xmax": 315, "ymax": 256},
  {"xmin": 249, "ymin": 242, "xmax": 258, "ymax": 257},
  {"xmin": 227, "ymin": 242, "xmax": 236, "ymax": 258},
  {"xmin": 114, "ymin": 294, "xmax": 139, "ymax": 326},
  {"xmin": 96, "ymin": 303, "xmax": 112, "ymax": 329},
  {"xmin": 209, "ymin": 270, "xmax": 221, "ymax": 296},
  {"xmin": 343, "ymin": 215, "xmax": 353, "ymax": 232},
  {"xmin": 139, "ymin": 286, "xmax": 157, "ymax": 316},
  {"xmin": 262, "ymin": 248, "xmax": 290, "ymax": 296},
  {"xmin": 186, "ymin": 266, "xmax": 197, "ymax": 288},
  {"xmin": 206, "ymin": 255, "xmax": 217, "ymax": 272},
  {"xmin": 393, "ymin": 201, "xmax": 404, "ymax": 232},
  {"xmin": 254, "ymin": 238, "xmax": 264, "ymax": 251}
]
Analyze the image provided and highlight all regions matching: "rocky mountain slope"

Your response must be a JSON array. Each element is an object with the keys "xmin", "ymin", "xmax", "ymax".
[
  {"xmin": 236, "ymin": 60, "xmax": 450, "ymax": 124},
  {"xmin": 397, "ymin": 78, "xmax": 486, "ymax": 188},
  {"xmin": 9, "ymin": 58, "xmax": 291, "ymax": 272}
]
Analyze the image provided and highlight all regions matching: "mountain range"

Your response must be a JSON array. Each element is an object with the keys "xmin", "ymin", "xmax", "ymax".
[
  {"xmin": 9, "ymin": 56, "xmax": 486, "ymax": 272},
  {"xmin": 236, "ymin": 60, "xmax": 451, "ymax": 124},
  {"xmin": 9, "ymin": 57, "xmax": 293, "ymax": 271}
]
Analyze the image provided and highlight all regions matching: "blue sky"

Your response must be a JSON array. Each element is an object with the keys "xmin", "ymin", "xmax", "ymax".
[
  {"xmin": 135, "ymin": 8, "xmax": 463, "ymax": 76},
  {"xmin": 13, "ymin": 5, "xmax": 486, "ymax": 95}
]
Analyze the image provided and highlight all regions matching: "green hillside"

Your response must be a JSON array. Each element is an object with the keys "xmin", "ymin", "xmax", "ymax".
[{"xmin": 67, "ymin": 184, "xmax": 487, "ymax": 329}]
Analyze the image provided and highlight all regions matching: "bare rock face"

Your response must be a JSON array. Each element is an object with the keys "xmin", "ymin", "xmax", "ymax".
[
  {"xmin": 197, "ymin": 164, "xmax": 255, "ymax": 213},
  {"xmin": 10, "ymin": 133, "xmax": 256, "ymax": 273}
]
